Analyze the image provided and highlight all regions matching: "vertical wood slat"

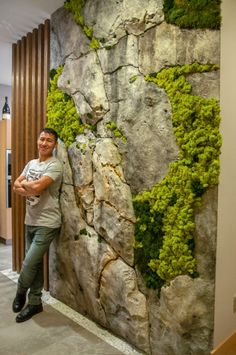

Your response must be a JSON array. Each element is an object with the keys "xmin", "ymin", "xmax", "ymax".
[
  {"xmin": 25, "ymin": 33, "xmax": 32, "ymax": 162},
  {"xmin": 42, "ymin": 20, "xmax": 50, "ymax": 290},
  {"xmin": 11, "ymin": 44, "xmax": 17, "ymax": 271},
  {"xmin": 20, "ymin": 38, "xmax": 26, "ymax": 265},
  {"xmin": 12, "ymin": 20, "xmax": 50, "ymax": 289}
]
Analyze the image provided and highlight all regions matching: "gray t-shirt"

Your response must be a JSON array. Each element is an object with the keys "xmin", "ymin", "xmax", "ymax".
[{"xmin": 21, "ymin": 157, "xmax": 63, "ymax": 228}]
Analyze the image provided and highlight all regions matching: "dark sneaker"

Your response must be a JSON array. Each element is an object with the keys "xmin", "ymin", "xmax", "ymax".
[
  {"xmin": 12, "ymin": 293, "xmax": 26, "ymax": 313},
  {"xmin": 16, "ymin": 304, "xmax": 43, "ymax": 323}
]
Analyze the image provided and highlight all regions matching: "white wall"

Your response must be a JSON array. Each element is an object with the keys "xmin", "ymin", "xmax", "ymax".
[
  {"xmin": 214, "ymin": 0, "xmax": 236, "ymax": 346},
  {"xmin": 0, "ymin": 42, "xmax": 12, "ymax": 115},
  {"xmin": 0, "ymin": 85, "xmax": 11, "ymax": 115},
  {"xmin": 0, "ymin": 42, "xmax": 12, "ymax": 86}
]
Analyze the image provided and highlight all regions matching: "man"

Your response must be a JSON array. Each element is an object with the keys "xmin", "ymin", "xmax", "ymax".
[{"xmin": 12, "ymin": 127, "xmax": 62, "ymax": 323}]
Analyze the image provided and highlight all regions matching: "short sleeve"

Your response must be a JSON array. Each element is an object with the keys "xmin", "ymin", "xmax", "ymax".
[
  {"xmin": 43, "ymin": 159, "xmax": 63, "ymax": 182},
  {"xmin": 21, "ymin": 161, "xmax": 31, "ymax": 177}
]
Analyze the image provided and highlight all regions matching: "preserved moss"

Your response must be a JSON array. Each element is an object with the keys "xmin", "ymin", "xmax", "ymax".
[
  {"xmin": 46, "ymin": 66, "xmax": 85, "ymax": 147},
  {"xmin": 64, "ymin": 0, "xmax": 100, "ymax": 49},
  {"xmin": 163, "ymin": 0, "xmax": 221, "ymax": 29},
  {"xmin": 133, "ymin": 63, "xmax": 221, "ymax": 291}
]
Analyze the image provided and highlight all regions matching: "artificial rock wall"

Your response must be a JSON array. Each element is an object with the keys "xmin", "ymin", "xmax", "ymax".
[{"xmin": 49, "ymin": 1, "xmax": 220, "ymax": 354}]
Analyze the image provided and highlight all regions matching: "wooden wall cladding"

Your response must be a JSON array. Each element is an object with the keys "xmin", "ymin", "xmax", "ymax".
[{"xmin": 11, "ymin": 20, "xmax": 50, "ymax": 287}]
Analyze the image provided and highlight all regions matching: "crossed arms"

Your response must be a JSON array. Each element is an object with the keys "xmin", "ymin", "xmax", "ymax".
[{"xmin": 13, "ymin": 175, "xmax": 54, "ymax": 197}]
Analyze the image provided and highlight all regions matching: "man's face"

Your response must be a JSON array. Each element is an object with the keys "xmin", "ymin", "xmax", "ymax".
[{"xmin": 37, "ymin": 132, "xmax": 57, "ymax": 158}]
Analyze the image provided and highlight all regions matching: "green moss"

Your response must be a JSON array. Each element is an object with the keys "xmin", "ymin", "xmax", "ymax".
[
  {"xmin": 64, "ymin": 0, "xmax": 85, "ymax": 24},
  {"xmin": 46, "ymin": 66, "xmax": 85, "ymax": 147},
  {"xmin": 106, "ymin": 121, "xmax": 117, "ymax": 131},
  {"xmin": 83, "ymin": 25, "xmax": 93, "ymax": 38},
  {"xmin": 106, "ymin": 121, "xmax": 126, "ymax": 142},
  {"xmin": 133, "ymin": 63, "xmax": 221, "ymax": 289},
  {"xmin": 64, "ymin": 0, "xmax": 100, "ymax": 49},
  {"xmin": 105, "ymin": 45, "xmax": 115, "ymax": 50},
  {"xmin": 114, "ymin": 130, "xmax": 122, "ymax": 138},
  {"xmin": 46, "ymin": 66, "xmax": 81, "ymax": 146},
  {"xmin": 90, "ymin": 37, "xmax": 100, "ymax": 50},
  {"xmin": 79, "ymin": 228, "xmax": 88, "ymax": 235},
  {"xmin": 163, "ymin": 0, "xmax": 221, "ymax": 29},
  {"xmin": 129, "ymin": 75, "xmax": 137, "ymax": 84},
  {"xmin": 97, "ymin": 235, "xmax": 103, "ymax": 243}
]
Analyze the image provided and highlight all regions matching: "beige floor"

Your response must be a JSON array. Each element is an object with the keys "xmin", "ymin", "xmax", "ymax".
[{"xmin": 0, "ymin": 244, "xmax": 142, "ymax": 355}]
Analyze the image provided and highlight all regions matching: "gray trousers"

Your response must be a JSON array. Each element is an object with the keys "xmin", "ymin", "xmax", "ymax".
[{"xmin": 17, "ymin": 225, "xmax": 60, "ymax": 305}]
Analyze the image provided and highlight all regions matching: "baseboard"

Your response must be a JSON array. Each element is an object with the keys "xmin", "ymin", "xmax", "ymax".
[
  {"xmin": 0, "ymin": 237, "xmax": 12, "ymax": 245},
  {"xmin": 211, "ymin": 331, "xmax": 236, "ymax": 355}
]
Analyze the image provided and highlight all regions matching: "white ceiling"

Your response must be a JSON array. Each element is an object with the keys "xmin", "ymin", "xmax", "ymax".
[
  {"xmin": 0, "ymin": 0, "xmax": 64, "ymax": 86},
  {"xmin": 0, "ymin": 0, "xmax": 65, "ymax": 43}
]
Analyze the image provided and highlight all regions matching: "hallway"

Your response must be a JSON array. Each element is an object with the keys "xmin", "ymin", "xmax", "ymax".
[{"xmin": 0, "ymin": 244, "xmax": 142, "ymax": 355}]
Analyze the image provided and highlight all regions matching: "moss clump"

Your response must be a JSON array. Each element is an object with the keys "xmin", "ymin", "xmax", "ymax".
[
  {"xmin": 64, "ymin": 0, "xmax": 100, "ymax": 49},
  {"xmin": 133, "ymin": 63, "xmax": 221, "ymax": 290},
  {"xmin": 129, "ymin": 75, "xmax": 137, "ymax": 84},
  {"xmin": 106, "ymin": 121, "xmax": 127, "ymax": 142},
  {"xmin": 46, "ymin": 66, "xmax": 84, "ymax": 147},
  {"xmin": 90, "ymin": 37, "xmax": 100, "ymax": 50},
  {"xmin": 163, "ymin": 0, "xmax": 221, "ymax": 29},
  {"xmin": 79, "ymin": 228, "xmax": 88, "ymax": 235}
]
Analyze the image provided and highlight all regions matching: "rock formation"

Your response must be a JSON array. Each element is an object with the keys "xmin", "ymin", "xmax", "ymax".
[{"xmin": 49, "ymin": 2, "xmax": 220, "ymax": 353}]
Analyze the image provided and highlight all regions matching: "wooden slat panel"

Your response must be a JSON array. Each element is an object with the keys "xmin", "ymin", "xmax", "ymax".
[
  {"xmin": 43, "ymin": 19, "xmax": 50, "ymax": 126},
  {"xmin": 31, "ymin": 28, "xmax": 38, "ymax": 159},
  {"xmin": 14, "ymin": 41, "xmax": 22, "ymax": 273},
  {"xmin": 11, "ymin": 43, "xmax": 17, "ymax": 271},
  {"xmin": 25, "ymin": 33, "xmax": 32, "ymax": 162},
  {"xmin": 43, "ymin": 20, "xmax": 50, "ymax": 291},
  {"xmin": 19, "ymin": 37, "xmax": 26, "ymax": 265},
  {"xmin": 12, "ymin": 21, "xmax": 50, "ymax": 286},
  {"xmin": 37, "ymin": 24, "xmax": 44, "ymax": 134}
]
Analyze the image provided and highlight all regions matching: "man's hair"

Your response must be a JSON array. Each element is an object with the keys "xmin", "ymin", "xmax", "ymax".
[{"xmin": 40, "ymin": 127, "xmax": 58, "ymax": 141}]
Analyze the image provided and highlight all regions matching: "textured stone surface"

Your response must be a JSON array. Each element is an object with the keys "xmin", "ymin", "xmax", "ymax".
[
  {"xmin": 84, "ymin": 0, "xmax": 164, "ymax": 46},
  {"xmin": 187, "ymin": 71, "xmax": 220, "ymax": 100},
  {"xmin": 99, "ymin": 69, "xmax": 179, "ymax": 193},
  {"xmin": 94, "ymin": 201, "xmax": 135, "ymax": 266},
  {"xmin": 50, "ymin": 7, "xmax": 90, "ymax": 69},
  {"xmin": 194, "ymin": 187, "xmax": 218, "ymax": 280},
  {"xmin": 149, "ymin": 276, "xmax": 214, "ymax": 355},
  {"xmin": 50, "ymin": 182, "xmax": 117, "ymax": 324},
  {"xmin": 58, "ymin": 52, "xmax": 109, "ymax": 124},
  {"xmin": 49, "ymin": 1, "xmax": 220, "ymax": 353},
  {"xmin": 98, "ymin": 35, "xmax": 139, "ymax": 74},
  {"xmin": 68, "ymin": 135, "xmax": 94, "ymax": 188},
  {"xmin": 93, "ymin": 139, "xmax": 135, "ymax": 220},
  {"xmin": 93, "ymin": 139, "xmax": 135, "ymax": 265},
  {"xmin": 49, "ymin": 183, "xmax": 85, "ymax": 311},
  {"xmin": 68, "ymin": 228, "xmax": 117, "ymax": 325},
  {"xmin": 139, "ymin": 22, "xmax": 220, "ymax": 75},
  {"xmin": 100, "ymin": 258, "xmax": 150, "ymax": 353},
  {"xmin": 56, "ymin": 140, "xmax": 73, "ymax": 185}
]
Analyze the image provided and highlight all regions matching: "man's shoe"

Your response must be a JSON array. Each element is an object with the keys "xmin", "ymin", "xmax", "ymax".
[
  {"xmin": 16, "ymin": 304, "xmax": 43, "ymax": 323},
  {"xmin": 12, "ymin": 293, "xmax": 26, "ymax": 313}
]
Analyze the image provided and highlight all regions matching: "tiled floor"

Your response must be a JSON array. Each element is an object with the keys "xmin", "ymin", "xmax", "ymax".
[
  {"xmin": 0, "ymin": 243, "xmax": 12, "ymax": 270},
  {"xmin": 0, "ymin": 243, "xmax": 142, "ymax": 355}
]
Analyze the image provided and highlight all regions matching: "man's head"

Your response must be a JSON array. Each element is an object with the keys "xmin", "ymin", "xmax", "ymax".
[
  {"xmin": 40, "ymin": 127, "xmax": 58, "ymax": 141},
  {"xmin": 37, "ymin": 128, "xmax": 58, "ymax": 161}
]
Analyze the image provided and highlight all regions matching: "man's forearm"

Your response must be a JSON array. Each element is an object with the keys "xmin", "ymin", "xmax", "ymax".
[
  {"xmin": 13, "ymin": 177, "xmax": 28, "ymax": 196},
  {"xmin": 21, "ymin": 175, "xmax": 53, "ymax": 195},
  {"xmin": 21, "ymin": 180, "xmax": 41, "ymax": 196},
  {"xmin": 13, "ymin": 185, "xmax": 31, "ymax": 197}
]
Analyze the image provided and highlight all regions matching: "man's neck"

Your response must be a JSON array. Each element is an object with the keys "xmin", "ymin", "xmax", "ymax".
[{"xmin": 39, "ymin": 154, "xmax": 53, "ymax": 162}]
